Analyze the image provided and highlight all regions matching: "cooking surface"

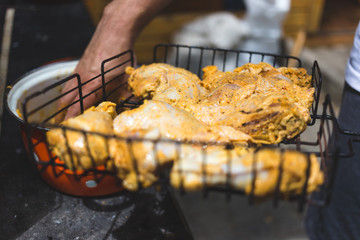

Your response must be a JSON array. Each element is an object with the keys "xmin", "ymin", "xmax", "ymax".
[{"xmin": 0, "ymin": 1, "xmax": 354, "ymax": 239}]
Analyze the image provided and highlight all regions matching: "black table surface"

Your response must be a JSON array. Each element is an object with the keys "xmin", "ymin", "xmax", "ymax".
[{"xmin": 0, "ymin": 1, "xmax": 192, "ymax": 239}]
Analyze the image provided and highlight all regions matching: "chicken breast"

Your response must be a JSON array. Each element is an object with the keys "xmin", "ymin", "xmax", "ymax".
[
  {"xmin": 188, "ymin": 94, "xmax": 308, "ymax": 144},
  {"xmin": 110, "ymin": 100, "xmax": 253, "ymax": 190},
  {"xmin": 126, "ymin": 63, "xmax": 314, "ymax": 144},
  {"xmin": 202, "ymin": 64, "xmax": 314, "ymax": 121},
  {"xmin": 113, "ymin": 100, "xmax": 252, "ymax": 143}
]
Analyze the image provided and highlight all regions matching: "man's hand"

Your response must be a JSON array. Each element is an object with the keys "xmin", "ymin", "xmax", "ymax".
[
  {"xmin": 58, "ymin": 35, "xmax": 132, "ymax": 120},
  {"xmin": 58, "ymin": 0, "xmax": 172, "ymax": 121}
]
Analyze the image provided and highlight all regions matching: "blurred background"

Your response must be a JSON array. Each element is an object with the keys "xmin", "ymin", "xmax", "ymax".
[{"xmin": 0, "ymin": 0, "xmax": 359, "ymax": 239}]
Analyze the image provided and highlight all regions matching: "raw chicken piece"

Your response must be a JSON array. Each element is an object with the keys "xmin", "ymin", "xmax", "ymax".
[
  {"xmin": 201, "ymin": 65, "xmax": 257, "ymax": 91},
  {"xmin": 277, "ymin": 67, "xmax": 313, "ymax": 88},
  {"xmin": 126, "ymin": 63, "xmax": 207, "ymax": 108},
  {"xmin": 46, "ymin": 102, "xmax": 116, "ymax": 170},
  {"xmin": 109, "ymin": 128, "xmax": 183, "ymax": 191},
  {"xmin": 188, "ymin": 94, "xmax": 307, "ymax": 144},
  {"xmin": 234, "ymin": 62, "xmax": 276, "ymax": 75},
  {"xmin": 181, "ymin": 64, "xmax": 314, "ymax": 143},
  {"xmin": 110, "ymin": 126, "xmax": 323, "ymax": 196},
  {"xmin": 202, "ymin": 64, "xmax": 314, "ymax": 120},
  {"xmin": 113, "ymin": 100, "xmax": 252, "ymax": 143},
  {"xmin": 253, "ymin": 71, "xmax": 314, "ymax": 122},
  {"xmin": 111, "ymin": 100, "xmax": 253, "ymax": 190},
  {"xmin": 126, "ymin": 62, "xmax": 314, "ymax": 144},
  {"xmin": 45, "ymin": 61, "xmax": 319, "ymax": 195},
  {"xmin": 233, "ymin": 62, "xmax": 312, "ymax": 88},
  {"xmin": 84, "ymin": 101, "xmax": 118, "ymax": 119},
  {"xmin": 171, "ymin": 147, "xmax": 323, "ymax": 197},
  {"xmin": 236, "ymin": 63, "xmax": 314, "ymax": 122},
  {"xmin": 46, "ymin": 99, "xmax": 323, "ymax": 197}
]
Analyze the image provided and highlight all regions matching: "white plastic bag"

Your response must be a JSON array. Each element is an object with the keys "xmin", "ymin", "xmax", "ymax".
[
  {"xmin": 244, "ymin": 0, "xmax": 290, "ymax": 39},
  {"xmin": 173, "ymin": 12, "xmax": 250, "ymax": 49},
  {"xmin": 239, "ymin": 0, "xmax": 290, "ymax": 57}
]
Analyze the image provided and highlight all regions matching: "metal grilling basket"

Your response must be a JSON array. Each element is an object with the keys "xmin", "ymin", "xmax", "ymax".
[{"xmin": 16, "ymin": 44, "xmax": 333, "ymax": 211}]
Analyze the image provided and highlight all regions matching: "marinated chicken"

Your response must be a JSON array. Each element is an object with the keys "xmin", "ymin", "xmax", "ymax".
[
  {"xmin": 200, "ymin": 64, "xmax": 314, "ymax": 122},
  {"xmin": 126, "ymin": 63, "xmax": 208, "ymax": 108},
  {"xmin": 109, "ymin": 128, "xmax": 183, "ymax": 191},
  {"xmin": 46, "ymin": 101, "xmax": 323, "ymax": 197},
  {"xmin": 110, "ymin": 100, "xmax": 251, "ymax": 190},
  {"xmin": 113, "ymin": 100, "xmax": 253, "ymax": 143},
  {"xmin": 46, "ymin": 102, "xmax": 116, "ymax": 170},
  {"xmin": 108, "ymin": 101, "xmax": 321, "ymax": 193},
  {"xmin": 110, "ymin": 98, "xmax": 249, "ymax": 190},
  {"xmin": 234, "ymin": 62, "xmax": 312, "ymax": 88},
  {"xmin": 188, "ymin": 94, "xmax": 307, "ymax": 144},
  {"xmin": 277, "ymin": 66, "xmax": 313, "ymax": 88},
  {"xmin": 45, "ymin": 62, "xmax": 323, "ymax": 199},
  {"xmin": 109, "ymin": 126, "xmax": 323, "ymax": 196},
  {"xmin": 201, "ymin": 65, "xmax": 257, "ymax": 91},
  {"xmin": 126, "ymin": 62, "xmax": 314, "ymax": 144},
  {"xmin": 201, "ymin": 62, "xmax": 312, "ymax": 90},
  {"xmin": 171, "ymin": 147, "xmax": 323, "ymax": 197}
]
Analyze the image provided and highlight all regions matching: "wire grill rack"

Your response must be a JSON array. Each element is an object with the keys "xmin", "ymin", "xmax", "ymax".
[{"xmin": 22, "ymin": 44, "xmax": 331, "ymax": 211}]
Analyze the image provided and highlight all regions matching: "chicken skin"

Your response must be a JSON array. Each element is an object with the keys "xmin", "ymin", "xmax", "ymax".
[
  {"xmin": 201, "ymin": 64, "xmax": 314, "ymax": 122},
  {"xmin": 188, "ymin": 94, "xmax": 307, "ymax": 144},
  {"xmin": 110, "ymin": 100, "xmax": 254, "ymax": 190},
  {"xmin": 126, "ymin": 63, "xmax": 208, "ymax": 108},
  {"xmin": 46, "ymin": 102, "xmax": 116, "ymax": 170},
  {"xmin": 110, "ymin": 124, "xmax": 323, "ymax": 196},
  {"xmin": 191, "ymin": 64, "xmax": 313, "ymax": 143},
  {"xmin": 113, "ymin": 100, "xmax": 253, "ymax": 143},
  {"xmin": 126, "ymin": 62, "xmax": 314, "ymax": 144},
  {"xmin": 171, "ymin": 147, "xmax": 323, "ymax": 198},
  {"xmin": 110, "ymin": 104, "xmax": 322, "ymax": 195}
]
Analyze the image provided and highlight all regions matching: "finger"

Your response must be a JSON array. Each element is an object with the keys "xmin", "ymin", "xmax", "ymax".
[
  {"xmin": 55, "ymin": 78, "xmax": 80, "ymax": 123},
  {"xmin": 64, "ymin": 86, "xmax": 103, "ymax": 119}
]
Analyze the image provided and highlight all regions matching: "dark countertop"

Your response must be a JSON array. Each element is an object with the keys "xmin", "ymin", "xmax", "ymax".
[{"xmin": 0, "ymin": 1, "xmax": 192, "ymax": 239}]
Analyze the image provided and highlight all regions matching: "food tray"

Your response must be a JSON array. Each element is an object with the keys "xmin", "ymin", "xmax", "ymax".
[{"xmin": 19, "ymin": 44, "xmax": 332, "ymax": 210}]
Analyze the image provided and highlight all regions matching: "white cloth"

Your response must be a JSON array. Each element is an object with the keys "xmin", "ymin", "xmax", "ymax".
[{"xmin": 345, "ymin": 21, "xmax": 360, "ymax": 92}]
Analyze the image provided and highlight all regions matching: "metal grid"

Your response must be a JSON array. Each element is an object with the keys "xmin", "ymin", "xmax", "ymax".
[{"xmin": 21, "ymin": 44, "xmax": 331, "ymax": 211}]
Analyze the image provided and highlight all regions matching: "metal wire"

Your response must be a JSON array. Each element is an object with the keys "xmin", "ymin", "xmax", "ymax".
[{"xmin": 21, "ymin": 44, "xmax": 337, "ymax": 211}]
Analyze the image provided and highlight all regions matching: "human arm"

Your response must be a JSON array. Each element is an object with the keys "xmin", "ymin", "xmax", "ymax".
[{"xmin": 59, "ymin": 0, "xmax": 173, "ymax": 120}]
